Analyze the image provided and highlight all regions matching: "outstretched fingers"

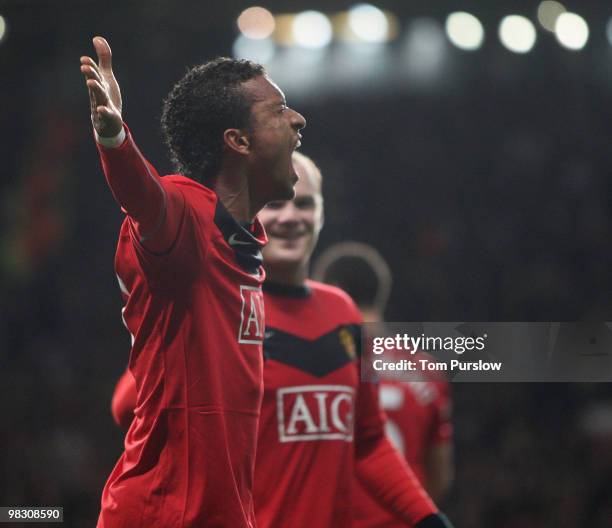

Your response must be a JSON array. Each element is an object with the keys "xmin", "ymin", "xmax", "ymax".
[
  {"xmin": 92, "ymin": 36, "xmax": 113, "ymax": 72},
  {"xmin": 80, "ymin": 55, "xmax": 97, "ymax": 67},
  {"xmin": 86, "ymin": 78, "xmax": 110, "ymax": 108},
  {"xmin": 81, "ymin": 64, "xmax": 103, "ymax": 85},
  {"xmin": 81, "ymin": 36, "xmax": 123, "ymax": 137},
  {"xmin": 80, "ymin": 56, "xmax": 100, "ymax": 75},
  {"xmin": 87, "ymin": 84, "xmax": 98, "ymax": 117}
]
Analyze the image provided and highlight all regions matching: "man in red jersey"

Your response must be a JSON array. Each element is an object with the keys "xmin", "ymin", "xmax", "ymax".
[
  {"xmin": 80, "ymin": 35, "xmax": 305, "ymax": 528},
  {"xmin": 313, "ymin": 243, "xmax": 454, "ymax": 526},
  {"xmin": 255, "ymin": 153, "xmax": 452, "ymax": 528},
  {"xmin": 111, "ymin": 153, "xmax": 453, "ymax": 527}
]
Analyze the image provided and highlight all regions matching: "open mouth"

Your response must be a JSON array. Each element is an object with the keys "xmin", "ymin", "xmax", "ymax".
[{"xmin": 293, "ymin": 134, "xmax": 303, "ymax": 151}]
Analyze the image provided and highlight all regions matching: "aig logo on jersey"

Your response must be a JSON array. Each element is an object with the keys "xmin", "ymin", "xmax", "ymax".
[
  {"xmin": 238, "ymin": 285, "xmax": 265, "ymax": 344},
  {"xmin": 277, "ymin": 385, "xmax": 355, "ymax": 443}
]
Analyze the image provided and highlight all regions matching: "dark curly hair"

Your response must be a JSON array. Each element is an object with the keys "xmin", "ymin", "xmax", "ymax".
[{"xmin": 161, "ymin": 58, "xmax": 265, "ymax": 183}]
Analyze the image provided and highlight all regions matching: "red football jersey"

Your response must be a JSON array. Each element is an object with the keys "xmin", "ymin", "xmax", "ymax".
[
  {"xmin": 97, "ymin": 135, "xmax": 267, "ymax": 528},
  {"xmin": 111, "ymin": 369, "xmax": 136, "ymax": 430},
  {"xmin": 254, "ymin": 281, "xmax": 435, "ymax": 528},
  {"xmin": 379, "ymin": 379, "xmax": 452, "ymax": 482},
  {"xmin": 353, "ymin": 370, "xmax": 452, "ymax": 528}
]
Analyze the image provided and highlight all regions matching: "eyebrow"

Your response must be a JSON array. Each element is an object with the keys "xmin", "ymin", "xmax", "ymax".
[{"xmin": 268, "ymin": 97, "xmax": 287, "ymax": 108}]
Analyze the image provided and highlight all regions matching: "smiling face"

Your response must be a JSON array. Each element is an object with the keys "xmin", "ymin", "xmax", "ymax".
[
  {"xmin": 242, "ymin": 75, "xmax": 306, "ymax": 203},
  {"xmin": 259, "ymin": 152, "xmax": 324, "ymax": 282}
]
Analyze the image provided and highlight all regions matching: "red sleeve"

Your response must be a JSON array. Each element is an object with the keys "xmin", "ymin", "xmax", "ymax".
[
  {"xmin": 355, "ymin": 375, "xmax": 438, "ymax": 525},
  {"xmin": 111, "ymin": 369, "xmax": 137, "ymax": 430},
  {"xmin": 96, "ymin": 124, "xmax": 183, "ymax": 253}
]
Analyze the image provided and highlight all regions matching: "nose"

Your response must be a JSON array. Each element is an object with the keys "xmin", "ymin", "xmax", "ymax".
[
  {"xmin": 276, "ymin": 202, "xmax": 299, "ymax": 224},
  {"xmin": 291, "ymin": 109, "xmax": 307, "ymax": 131}
]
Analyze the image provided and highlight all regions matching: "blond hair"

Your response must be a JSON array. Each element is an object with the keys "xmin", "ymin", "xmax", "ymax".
[{"xmin": 292, "ymin": 151, "xmax": 322, "ymax": 190}]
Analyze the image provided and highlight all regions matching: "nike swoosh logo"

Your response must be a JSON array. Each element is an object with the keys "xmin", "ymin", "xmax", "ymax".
[{"xmin": 229, "ymin": 233, "xmax": 252, "ymax": 246}]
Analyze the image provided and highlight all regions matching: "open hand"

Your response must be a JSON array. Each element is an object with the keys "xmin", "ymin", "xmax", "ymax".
[{"xmin": 80, "ymin": 36, "xmax": 123, "ymax": 138}]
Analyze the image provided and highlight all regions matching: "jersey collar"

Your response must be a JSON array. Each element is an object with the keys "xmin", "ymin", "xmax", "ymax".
[
  {"xmin": 263, "ymin": 281, "xmax": 311, "ymax": 298},
  {"xmin": 214, "ymin": 198, "xmax": 267, "ymax": 274}
]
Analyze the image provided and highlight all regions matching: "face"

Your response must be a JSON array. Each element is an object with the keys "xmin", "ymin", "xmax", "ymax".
[
  {"xmin": 259, "ymin": 154, "xmax": 324, "ymax": 273},
  {"xmin": 242, "ymin": 75, "xmax": 307, "ymax": 202}
]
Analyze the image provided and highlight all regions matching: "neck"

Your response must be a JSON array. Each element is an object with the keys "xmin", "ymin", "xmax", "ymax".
[
  {"xmin": 212, "ymin": 165, "xmax": 259, "ymax": 223},
  {"xmin": 266, "ymin": 262, "xmax": 308, "ymax": 287}
]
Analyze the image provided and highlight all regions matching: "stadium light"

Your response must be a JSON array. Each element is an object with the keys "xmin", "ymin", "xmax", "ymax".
[
  {"xmin": 445, "ymin": 12, "xmax": 484, "ymax": 51},
  {"xmin": 499, "ymin": 15, "xmax": 537, "ymax": 54},
  {"xmin": 555, "ymin": 12, "xmax": 589, "ymax": 50},
  {"xmin": 292, "ymin": 11, "xmax": 333, "ymax": 49},
  {"xmin": 537, "ymin": 1, "xmax": 566, "ymax": 32},
  {"xmin": 606, "ymin": 18, "xmax": 612, "ymax": 47},
  {"xmin": 347, "ymin": 4, "xmax": 389, "ymax": 43},
  {"xmin": 237, "ymin": 6, "xmax": 275, "ymax": 40},
  {"xmin": 404, "ymin": 18, "xmax": 446, "ymax": 81},
  {"xmin": 0, "ymin": 15, "xmax": 6, "ymax": 43},
  {"xmin": 232, "ymin": 34, "xmax": 275, "ymax": 64},
  {"xmin": 272, "ymin": 14, "xmax": 295, "ymax": 46}
]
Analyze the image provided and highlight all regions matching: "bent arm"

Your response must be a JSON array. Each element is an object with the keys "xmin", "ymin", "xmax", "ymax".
[
  {"xmin": 355, "ymin": 379, "xmax": 453, "ymax": 527},
  {"xmin": 356, "ymin": 423, "xmax": 438, "ymax": 525}
]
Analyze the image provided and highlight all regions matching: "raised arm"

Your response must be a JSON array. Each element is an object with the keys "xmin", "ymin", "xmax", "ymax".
[{"xmin": 80, "ymin": 36, "xmax": 183, "ymax": 253}]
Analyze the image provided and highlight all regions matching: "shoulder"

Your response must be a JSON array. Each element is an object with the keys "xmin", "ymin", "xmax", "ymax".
[
  {"xmin": 161, "ymin": 175, "xmax": 218, "ymax": 215},
  {"xmin": 307, "ymin": 280, "xmax": 362, "ymax": 322},
  {"xmin": 162, "ymin": 175, "xmax": 216, "ymax": 197},
  {"xmin": 307, "ymin": 279, "xmax": 355, "ymax": 305}
]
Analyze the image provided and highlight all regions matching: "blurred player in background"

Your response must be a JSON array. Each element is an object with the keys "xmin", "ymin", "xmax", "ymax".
[
  {"xmin": 80, "ymin": 35, "xmax": 305, "ymax": 527},
  {"xmin": 313, "ymin": 242, "xmax": 454, "ymax": 525},
  {"xmin": 113, "ymin": 152, "xmax": 452, "ymax": 528}
]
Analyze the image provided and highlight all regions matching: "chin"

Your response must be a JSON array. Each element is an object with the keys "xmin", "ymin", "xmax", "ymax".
[{"xmin": 264, "ymin": 248, "xmax": 306, "ymax": 266}]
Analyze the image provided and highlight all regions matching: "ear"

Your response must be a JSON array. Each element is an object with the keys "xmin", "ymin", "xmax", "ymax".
[
  {"xmin": 223, "ymin": 128, "xmax": 251, "ymax": 155},
  {"xmin": 316, "ymin": 204, "xmax": 325, "ymax": 233}
]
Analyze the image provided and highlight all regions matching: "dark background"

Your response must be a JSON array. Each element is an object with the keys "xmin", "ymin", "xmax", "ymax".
[{"xmin": 1, "ymin": 1, "xmax": 612, "ymax": 526}]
